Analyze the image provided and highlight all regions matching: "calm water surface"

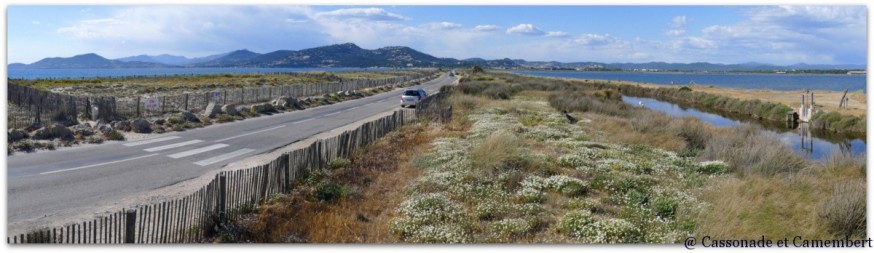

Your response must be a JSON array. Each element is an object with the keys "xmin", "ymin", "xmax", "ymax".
[
  {"xmin": 622, "ymin": 96, "xmax": 865, "ymax": 160},
  {"xmin": 514, "ymin": 70, "xmax": 867, "ymax": 92}
]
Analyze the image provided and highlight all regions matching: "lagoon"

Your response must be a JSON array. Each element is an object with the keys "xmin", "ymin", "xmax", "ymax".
[
  {"xmin": 622, "ymin": 96, "xmax": 866, "ymax": 160},
  {"xmin": 514, "ymin": 70, "xmax": 867, "ymax": 92}
]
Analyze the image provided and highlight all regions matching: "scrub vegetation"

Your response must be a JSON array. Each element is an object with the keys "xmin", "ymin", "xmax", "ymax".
[{"xmin": 223, "ymin": 69, "xmax": 865, "ymax": 243}]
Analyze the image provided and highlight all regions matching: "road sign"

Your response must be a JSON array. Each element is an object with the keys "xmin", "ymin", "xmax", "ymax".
[
  {"xmin": 145, "ymin": 98, "xmax": 159, "ymax": 110},
  {"xmin": 214, "ymin": 91, "xmax": 221, "ymax": 101}
]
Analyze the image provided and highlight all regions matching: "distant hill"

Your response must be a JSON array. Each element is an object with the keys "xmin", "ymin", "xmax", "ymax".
[
  {"xmin": 11, "ymin": 53, "xmax": 168, "ymax": 69},
  {"xmin": 520, "ymin": 61, "xmax": 866, "ymax": 72},
  {"xmin": 9, "ymin": 43, "xmax": 866, "ymax": 71},
  {"xmin": 194, "ymin": 43, "xmax": 457, "ymax": 68},
  {"xmin": 116, "ymin": 53, "xmax": 227, "ymax": 65}
]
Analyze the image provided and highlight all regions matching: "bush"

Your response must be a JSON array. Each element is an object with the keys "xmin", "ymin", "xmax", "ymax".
[
  {"xmin": 819, "ymin": 182, "xmax": 866, "ymax": 238},
  {"xmin": 103, "ymin": 130, "xmax": 125, "ymax": 141},
  {"xmin": 314, "ymin": 182, "xmax": 351, "ymax": 202},
  {"xmin": 215, "ymin": 114, "xmax": 237, "ymax": 123},
  {"xmin": 699, "ymin": 124, "xmax": 804, "ymax": 177},
  {"xmin": 652, "ymin": 196, "xmax": 678, "ymax": 219},
  {"xmin": 327, "ymin": 158, "xmax": 352, "ymax": 170},
  {"xmin": 470, "ymin": 130, "xmax": 520, "ymax": 172}
]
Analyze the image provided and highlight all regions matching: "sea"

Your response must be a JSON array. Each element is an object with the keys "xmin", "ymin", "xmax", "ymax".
[
  {"xmin": 513, "ymin": 70, "xmax": 867, "ymax": 92},
  {"xmin": 6, "ymin": 67, "xmax": 406, "ymax": 80}
]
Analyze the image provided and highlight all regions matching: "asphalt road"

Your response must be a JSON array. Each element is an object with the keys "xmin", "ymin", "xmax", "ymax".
[{"xmin": 6, "ymin": 72, "xmax": 456, "ymax": 232}]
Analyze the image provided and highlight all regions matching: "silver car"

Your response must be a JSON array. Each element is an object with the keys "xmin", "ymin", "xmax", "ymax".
[{"xmin": 401, "ymin": 88, "xmax": 427, "ymax": 108}]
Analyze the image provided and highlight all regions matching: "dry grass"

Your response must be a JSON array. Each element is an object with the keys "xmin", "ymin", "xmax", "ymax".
[
  {"xmin": 696, "ymin": 152, "xmax": 866, "ymax": 239},
  {"xmin": 583, "ymin": 112, "xmax": 688, "ymax": 152},
  {"xmin": 240, "ymin": 124, "xmax": 444, "ymax": 243}
]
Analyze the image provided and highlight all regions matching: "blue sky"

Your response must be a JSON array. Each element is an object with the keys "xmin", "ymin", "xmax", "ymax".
[{"xmin": 6, "ymin": 5, "xmax": 868, "ymax": 65}]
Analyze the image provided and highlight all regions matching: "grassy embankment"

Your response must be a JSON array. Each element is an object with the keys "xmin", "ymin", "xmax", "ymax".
[{"xmin": 220, "ymin": 70, "xmax": 865, "ymax": 243}]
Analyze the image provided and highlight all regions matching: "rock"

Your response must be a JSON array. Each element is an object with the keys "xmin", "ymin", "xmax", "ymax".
[
  {"xmin": 113, "ymin": 121, "xmax": 131, "ymax": 132},
  {"xmin": 32, "ymin": 127, "xmax": 53, "ymax": 140},
  {"xmin": 8, "ymin": 129, "xmax": 27, "ymax": 142},
  {"xmin": 129, "ymin": 119, "xmax": 152, "ymax": 133},
  {"xmin": 251, "ymin": 103, "xmax": 276, "ymax": 114},
  {"xmin": 49, "ymin": 123, "xmax": 74, "ymax": 140},
  {"xmin": 237, "ymin": 106, "xmax": 250, "ymax": 114},
  {"xmin": 74, "ymin": 128, "xmax": 94, "ymax": 137},
  {"xmin": 70, "ymin": 125, "xmax": 94, "ymax": 137},
  {"xmin": 180, "ymin": 111, "xmax": 200, "ymax": 123},
  {"xmin": 270, "ymin": 98, "xmax": 288, "ymax": 109},
  {"xmin": 153, "ymin": 118, "xmax": 166, "ymax": 125},
  {"xmin": 271, "ymin": 97, "xmax": 298, "ymax": 110},
  {"xmin": 98, "ymin": 124, "xmax": 113, "ymax": 134},
  {"xmin": 222, "ymin": 104, "xmax": 239, "ymax": 115},
  {"xmin": 203, "ymin": 102, "xmax": 221, "ymax": 118}
]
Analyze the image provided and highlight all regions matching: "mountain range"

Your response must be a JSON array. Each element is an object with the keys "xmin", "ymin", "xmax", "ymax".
[{"xmin": 8, "ymin": 43, "xmax": 866, "ymax": 71}]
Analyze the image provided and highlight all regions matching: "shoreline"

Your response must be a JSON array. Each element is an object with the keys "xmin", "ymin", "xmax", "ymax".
[{"xmin": 505, "ymin": 71, "xmax": 867, "ymax": 118}]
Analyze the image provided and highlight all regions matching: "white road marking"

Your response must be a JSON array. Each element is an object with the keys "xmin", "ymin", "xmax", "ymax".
[
  {"xmin": 323, "ymin": 111, "xmax": 342, "ymax": 116},
  {"xmin": 40, "ymin": 153, "xmax": 159, "ymax": 175},
  {"xmin": 214, "ymin": 125, "xmax": 286, "ymax": 142},
  {"xmin": 292, "ymin": 118, "xmax": 314, "ymax": 124},
  {"xmin": 193, "ymin": 148, "xmax": 256, "ymax": 166},
  {"xmin": 167, "ymin": 144, "xmax": 229, "ymax": 159},
  {"xmin": 143, "ymin": 140, "xmax": 203, "ymax": 152},
  {"xmin": 123, "ymin": 136, "xmax": 180, "ymax": 147}
]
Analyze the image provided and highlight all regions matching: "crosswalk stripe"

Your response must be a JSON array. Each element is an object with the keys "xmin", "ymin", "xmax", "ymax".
[
  {"xmin": 143, "ymin": 140, "xmax": 203, "ymax": 152},
  {"xmin": 193, "ymin": 148, "xmax": 255, "ymax": 166},
  {"xmin": 123, "ymin": 136, "xmax": 180, "ymax": 147},
  {"xmin": 214, "ymin": 125, "xmax": 286, "ymax": 142},
  {"xmin": 168, "ymin": 144, "xmax": 229, "ymax": 159}
]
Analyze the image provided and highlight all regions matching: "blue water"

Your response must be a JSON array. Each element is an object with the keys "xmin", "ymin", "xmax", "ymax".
[
  {"xmin": 7, "ymin": 67, "xmax": 404, "ymax": 80},
  {"xmin": 514, "ymin": 71, "xmax": 867, "ymax": 92},
  {"xmin": 622, "ymin": 96, "xmax": 866, "ymax": 160}
]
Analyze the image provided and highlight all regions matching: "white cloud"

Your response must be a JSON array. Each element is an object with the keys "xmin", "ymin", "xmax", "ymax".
[
  {"xmin": 506, "ymin": 24, "xmax": 544, "ymax": 36},
  {"xmin": 545, "ymin": 31, "xmax": 568, "ymax": 37},
  {"xmin": 473, "ymin": 25, "xmax": 499, "ymax": 32},
  {"xmin": 573, "ymin": 33, "xmax": 617, "ymax": 46},
  {"xmin": 666, "ymin": 15, "xmax": 686, "ymax": 36},
  {"xmin": 425, "ymin": 22, "xmax": 462, "ymax": 30},
  {"xmin": 285, "ymin": 18, "xmax": 309, "ymax": 24},
  {"xmin": 314, "ymin": 7, "xmax": 408, "ymax": 21},
  {"xmin": 31, "ymin": 21, "xmax": 41, "ymax": 25}
]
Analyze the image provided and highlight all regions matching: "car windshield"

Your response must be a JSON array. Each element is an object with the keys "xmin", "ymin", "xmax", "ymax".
[{"xmin": 403, "ymin": 90, "xmax": 420, "ymax": 96}]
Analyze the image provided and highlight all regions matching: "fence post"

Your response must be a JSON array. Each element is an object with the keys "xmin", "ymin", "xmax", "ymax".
[
  {"xmin": 217, "ymin": 175, "xmax": 227, "ymax": 220},
  {"xmin": 124, "ymin": 209, "xmax": 136, "ymax": 244},
  {"xmin": 136, "ymin": 96, "xmax": 141, "ymax": 118}
]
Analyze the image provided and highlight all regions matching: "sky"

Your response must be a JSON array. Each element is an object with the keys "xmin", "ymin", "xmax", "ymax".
[{"xmin": 5, "ymin": 5, "xmax": 868, "ymax": 65}]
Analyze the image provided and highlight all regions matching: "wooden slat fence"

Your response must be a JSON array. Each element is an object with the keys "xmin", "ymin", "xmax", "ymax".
[
  {"xmin": 7, "ymin": 72, "xmax": 438, "ymax": 129},
  {"xmin": 8, "ymin": 94, "xmax": 451, "ymax": 244}
]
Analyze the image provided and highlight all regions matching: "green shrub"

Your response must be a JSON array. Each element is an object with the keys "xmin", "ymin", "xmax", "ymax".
[
  {"xmin": 328, "ymin": 158, "xmax": 352, "ymax": 170},
  {"xmin": 652, "ymin": 196, "xmax": 678, "ymax": 219},
  {"xmin": 103, "ymin": 130, "xmax": 125, "ymax": 141},
  {"xmin": 314, "ymin": 182, "xmax": 351, "ymax": 202},
  {"xmin": 215, "ymin": 114, "xmax": 236, "ymax": 123}
]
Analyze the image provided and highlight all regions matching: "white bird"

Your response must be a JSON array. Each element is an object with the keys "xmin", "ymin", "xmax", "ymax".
[{"xmin": 638, "ymin": 101, "xmax": 643, "ymax": 107}]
